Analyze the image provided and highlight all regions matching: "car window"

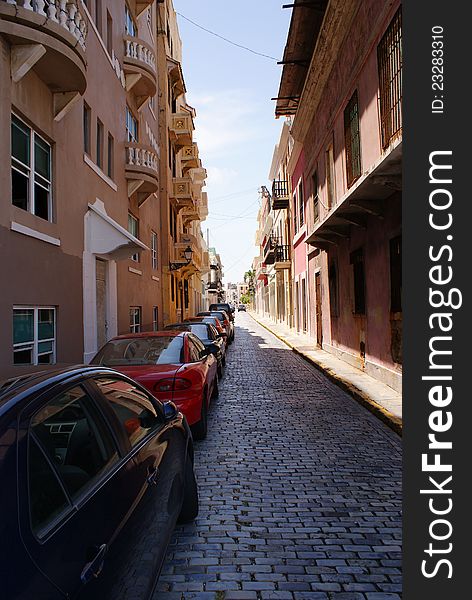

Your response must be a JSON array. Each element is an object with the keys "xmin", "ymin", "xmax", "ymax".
[
  {"xmin": 92, "ymin": 336, "xmax": 184, "ymax": 366},
  {"xmin": 189, "ymin": 324, "xmax": 210, "ymax": 340},
  {"xmin": 28, "ymin": 437, "xmax": 71, "ymax": 537},
  {"xmin": 94, "ymin": 378, "xmax": 160, "ymax": 448},
  {"xmin": 31, "ymin": 385, "xmax": 119, "ymax": 501},
  {"xmin": 187, "ymin": 335, "xmax": 207, "ymax": 361}
]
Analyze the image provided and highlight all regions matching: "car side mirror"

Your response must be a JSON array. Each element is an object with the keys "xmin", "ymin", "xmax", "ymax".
[{"xmin": 162, "ymin": 401, "xmax": 179, "ymax": 421}]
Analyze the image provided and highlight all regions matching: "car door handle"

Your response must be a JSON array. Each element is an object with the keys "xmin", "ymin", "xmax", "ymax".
[
  {"xmin": 147, "ymin": 465, "xmax": 159, "ymax": 486},
  {"xmin": 81, "ymin": 544, "xmax": 107, "ymax": 584}
]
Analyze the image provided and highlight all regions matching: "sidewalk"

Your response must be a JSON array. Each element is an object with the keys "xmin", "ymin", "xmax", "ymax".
[{"xmin": 248, "ymin": 311, "xmax": 402, "ymax": 436}]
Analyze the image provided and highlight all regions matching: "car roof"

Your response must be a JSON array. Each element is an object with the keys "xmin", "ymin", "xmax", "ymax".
[
  {"xmin": 0, "ymin": 365, "xmax": 128, "ymax": 419},
  {"xmin": 111, "ymin": 331, "xmax": 185, "ymax": 340}
]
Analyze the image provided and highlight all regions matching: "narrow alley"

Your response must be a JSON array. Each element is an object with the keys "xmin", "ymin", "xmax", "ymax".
[{"xmin": 154, "ymin": 313, "xmax": 402, "ymax": 600}]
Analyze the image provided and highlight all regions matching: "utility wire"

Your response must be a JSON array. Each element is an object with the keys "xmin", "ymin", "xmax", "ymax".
[{"xmin": 176, "ymin": 12, "xmax": 278, "ymax": 61}]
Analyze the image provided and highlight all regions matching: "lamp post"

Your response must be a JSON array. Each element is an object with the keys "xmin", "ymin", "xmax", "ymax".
[{"xmin": 169, "ymin": 245, "xmax": 193, "ymax": 271}]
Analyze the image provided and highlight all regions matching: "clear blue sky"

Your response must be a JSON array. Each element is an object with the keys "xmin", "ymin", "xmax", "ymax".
[{"xmin": 173, "ymin": 0, "xmax": 291, "ymax": 284}]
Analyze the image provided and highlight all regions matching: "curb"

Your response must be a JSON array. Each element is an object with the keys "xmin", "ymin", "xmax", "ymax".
[{"xmin": 249, "ymin": 312, "xmax": 402, "ymax": 437}]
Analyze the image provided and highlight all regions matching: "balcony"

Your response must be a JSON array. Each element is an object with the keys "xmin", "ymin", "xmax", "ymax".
[
  {"xmin": 131, "ymin": 0, "xmax": 154, "ymax": 18},
  {"xmin": 181, "ymin": 143, "xmax": 199, "ymax": 173},
  {"xmin": 272, "ymin": 180, "xmax": 290, "ymax": 209},
  {"xmin": 123, "ymin": 35, "xmax": 156, "ymax": 108},
  {"xmin": 172, "ymin": 177, "xmax": 196, "ymax": 209},
  {"xmin": 167, "ymin": 55, "xmax": 186, "ymax": 98},
  {"xmin": 169, "ymin": 112, "xmax": 194, "ymax": 149},
  {"xmin": 274, "ymin": 245, "xmax": 291, "ymax": 269},
  {"xmin": 305, "ymin": 142, "xmax": 402, "ymax": 250},
  {"xmin": 0, "ymin": 0, "xmax": 87, "ymax": 117},
  {"xmin": 263, "ymin": 235, "xmax": 279, "ymax": 265},
  {"xmin": 125, "ymin": 143, "xmax": 158, "ymax": 206}
]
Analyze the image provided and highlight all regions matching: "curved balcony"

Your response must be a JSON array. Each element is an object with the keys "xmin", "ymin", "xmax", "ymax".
[
  {"xmin": 0, "ymin": 0, "xmax": 87, "ymax": 103},
  {"xmin": 125, "ymin": 143, "xmax": 158, "ymax": 206},
  {"xmin": 123, "ymin": 35, "xmax": 156, "ymax": 108}
]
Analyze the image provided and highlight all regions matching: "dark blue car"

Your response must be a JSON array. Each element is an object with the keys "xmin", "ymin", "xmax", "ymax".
[{"xmin": 0, "ymin": 366, "xmax": 198, "ymax": 600}]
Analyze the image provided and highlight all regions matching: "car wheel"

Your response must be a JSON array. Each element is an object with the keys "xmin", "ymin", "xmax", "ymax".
[
  {"xmin": 192, "ymin": 394, "xmax": 208, "ymax": 440},
  {"xmin": 177, "ymin": 455, "xmax": 199, "ymax": 523}
]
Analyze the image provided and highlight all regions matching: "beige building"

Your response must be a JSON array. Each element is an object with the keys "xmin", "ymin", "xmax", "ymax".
[{"xmin": 0, "ymin": 0, "xmax": 209, "ymax": 377}]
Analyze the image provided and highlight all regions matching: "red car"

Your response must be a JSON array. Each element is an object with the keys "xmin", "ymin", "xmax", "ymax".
[{"xmin": 91, "ymin": 331, "xmax": 218, "ymax": 439}]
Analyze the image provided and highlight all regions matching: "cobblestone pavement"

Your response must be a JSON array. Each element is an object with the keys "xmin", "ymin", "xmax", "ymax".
[{"xmin": 153, "ymin": 313, "xmax": 402, "ymax": 600}]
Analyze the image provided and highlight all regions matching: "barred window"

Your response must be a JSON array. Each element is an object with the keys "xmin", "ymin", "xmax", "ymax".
[
  {"xmin": 378, "ymin": 8, "xmax": 402, "ymax": 149},
  {"xmin": 344, "ymin": 90, "xmax": 362, "ymax": 187}
]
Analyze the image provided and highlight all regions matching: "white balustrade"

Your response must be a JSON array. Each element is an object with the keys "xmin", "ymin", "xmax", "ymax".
[
  {"xmin": 124, "ymin": 38, "xmax": 156, "ymax": 72},
  {"xmin": 3, "ymin": 1, "xmax": 87, "ymax": 49},
  {"xmin": 127, "ymin": 146, "xmax": 158, "ymax": 173}
]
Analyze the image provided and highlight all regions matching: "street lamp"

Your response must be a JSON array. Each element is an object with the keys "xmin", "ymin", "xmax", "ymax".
[{"xmin": 169, "ymin": 245, "xmax": 193, "ymax": 271}]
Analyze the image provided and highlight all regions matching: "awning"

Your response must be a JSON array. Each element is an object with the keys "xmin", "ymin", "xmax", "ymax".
[{"xmin": 86, "ymin": 200, "xmax": 148, "ymax": 260}]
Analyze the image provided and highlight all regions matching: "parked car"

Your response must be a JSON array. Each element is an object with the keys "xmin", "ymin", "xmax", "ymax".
[
  {"xmin": 0, "ymin": 365, "xmax": 198, "ymax": 600},
  {"xmin": 91, "ymin": 331, "xmax": 218, "ymax": 440},
  {"xmin": 198, "ymin": 310, "xmax": 234, "ymax": 342},
  {"xmin": 209, "ymin": 302, "xmax": 235, "ymax": 320},
  {"xmin": 238, "ymin": 304, "xmax": 247, "ymax": 312},
  {"xmin": 185, "ymin": 316, "xmax": 228, "ymax": 346},
  {"xmin": 164, "ymin": 322, "xmax": 226, "ymax": 378}
]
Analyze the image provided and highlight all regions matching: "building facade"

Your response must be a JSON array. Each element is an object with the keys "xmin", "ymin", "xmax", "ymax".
[
  {"xmin": 0, "ymin": 0, "xmax": 210, "ymax": 377},
  {"xmin": 255, "ymin": 0, "xmax": 402, "ymax": 392}
]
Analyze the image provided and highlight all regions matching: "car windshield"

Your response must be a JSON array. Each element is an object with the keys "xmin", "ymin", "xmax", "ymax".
[
  {"xmin": 92, "ymin": 336, "xmax": 184, "ymax": 366},
  {"xmin": 166, "ymin": 324, "xmax": 209, "ymax": 340},
  {"xmin": 210, "ymin": 311, "xmax": 227, "ymax": 322}
]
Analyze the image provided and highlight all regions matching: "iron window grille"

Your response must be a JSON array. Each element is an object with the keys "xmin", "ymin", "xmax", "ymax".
[
  {"xmin": 312, "ymin": 171, "xmax": 319, "ymax": 223},
  {"xmin": 344, "ymin": 90, "xmax": 362, "ymax": 187},
  {"xmin": 378, "ymin": 8, "xmax": 402, "ymax": 149},
  {"xmin": 11, "ymin": 115, "xmax": 52, "ymax": 222}
]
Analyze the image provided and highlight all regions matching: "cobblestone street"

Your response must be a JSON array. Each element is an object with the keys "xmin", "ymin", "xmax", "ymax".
[{"xmin": 153, "ymin": 313, "xmax": 402, "ymax": 600}]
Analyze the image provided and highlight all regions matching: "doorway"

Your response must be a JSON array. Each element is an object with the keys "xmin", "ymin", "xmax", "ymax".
[{"xmin": 315, "ymin": 272, "xmax": 322, "ymax": 347}]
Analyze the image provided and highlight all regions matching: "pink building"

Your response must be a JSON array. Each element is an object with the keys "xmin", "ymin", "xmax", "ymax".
[{"xmin": 275, "ymin": 0, "xmax": 402, "ymax": 391}]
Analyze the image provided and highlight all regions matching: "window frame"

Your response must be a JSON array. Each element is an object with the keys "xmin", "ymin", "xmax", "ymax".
[
  {"xmin": 83, "ymin": 102, "xmax": 91, "ymax": 156},
  {"xmin": 312, "ymin": 170, "xmax": 319, "ymax": 223},
  {"xmin": 129, "ymin": 307, "xmax": 141, "ymax": 333},
  {"xmin": 128, "ymin": 212, "xmax": 139, "ymax": 262},
  {"xmin": 11, "ymin": 114, "xmax": 53, "ymax": 222},
  {"xmin": 126, "ymin": 106, "xmax": 138, "ymax": 143},
  {"xmin": 13, "ymin": 306, "xmax": 56, "ymax": 366},
  {"xmin": 125, "ymin": 3, "xmax": 137, "ymax": 37},
  {"xmin": 151, "ymin": 230, "xmax": 158, "ymax": 270},
  {"xmin": 152, "ymin": 306, "xmax": 159, "ymax": 331},
  {"xmin": 325, "ymin": 139, "xmax": 335, "ymax": 209},
  {"xmin": 344, "ymin": 90, "xmax": 362, "ymax": 187}
]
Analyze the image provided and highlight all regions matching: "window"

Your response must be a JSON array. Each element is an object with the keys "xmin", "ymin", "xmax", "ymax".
[
  {"xmin": 298, "ymin": 180, "xmax": 304, "ymax": 228},
  {"xmin": 106, "ymin": 10, "xmax": 113, "ymax": 55},
  {"xmin": 390, "ymin": 235, "xmax": 402, "ymax": 312},
  {"xmin": 11, "ymin": 115, "xmax": 52, "ymax": 221},
  {"xmin": 350, "ymin": 249, "xmax": 366, "ymax": 314},
  {"xmin": 326, "ymin": 141, "xmax": 335, "ymax": 209},
  {"xmin": 30, "ymin": 385, "xmax": 118, "ymax": 513},
  {"xmin": 149, "ymin": 95, "xmax": 156, "ymax": 116},
  {"xmin": 329, "ymin": 261, "xmax": 339, "ymax": 316},
  {"xmin": 378, "ymin": 7, "xmax": 402, "ymax": 149},
  {"xmin": 128, "ymin": 213, "xmax": 139, "ymax": 262},
  {"xmin": 13, "ymin": 307, "xmax": 55, "ymax": 365},
  {"xmin": 83, "ymin": 103, "xmax": 91, "ymax": 155},
  {"xmin": 129, "ymin": 307, "xmax": 141, "ymax": 333},
  {"xmin": 151, "ymin": 231, "xmax": 158, "ymax": 270},
  {"xmin": 312, "ymin": 171, "xmax": 319, "ymax": 223},
  {"xmin": 96, "ymin": 119, "xmax": 104, "ymax": 170},
  {"xmin": 125, "ymin": 4, "xmax": 137, "ymax": 36},
  {"xmin": 95, "ymin": 0, "xmax": 102, "ymax": 35},
  {"xmin": 344, "ymin": 90, "xmax": 362, "ymax": 186},
  {"xmin": 28, "ymin": 438, "xmax": 70, "ymax": 536},
  {"xmin": 126, "ymin": 106, "xmax": 138, "ymax": 143},
  {"xmin": 188, "ymin": 337, "xmax": 204, "ymax": 362},
  {"xmin": 171, "ymin": 274, "xmax": 175, "ymax": 302},
  {"xmin": 293, "ymin": 188, "xmax": 298, "ymax": 234},
  {"xmin": 152, "ymin": 306, "xmax": 159, "ymax": 331},
  {"xmin": 147, "ymin": 6, "xmax": 154, "ymax": 40},
  {"xmin": 107, "ymin": 133, "xmax": 114, "ymax": 179},
  {"xmin": 95, "ymin": 378, "xmax": 159, "ymax": 448}
]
